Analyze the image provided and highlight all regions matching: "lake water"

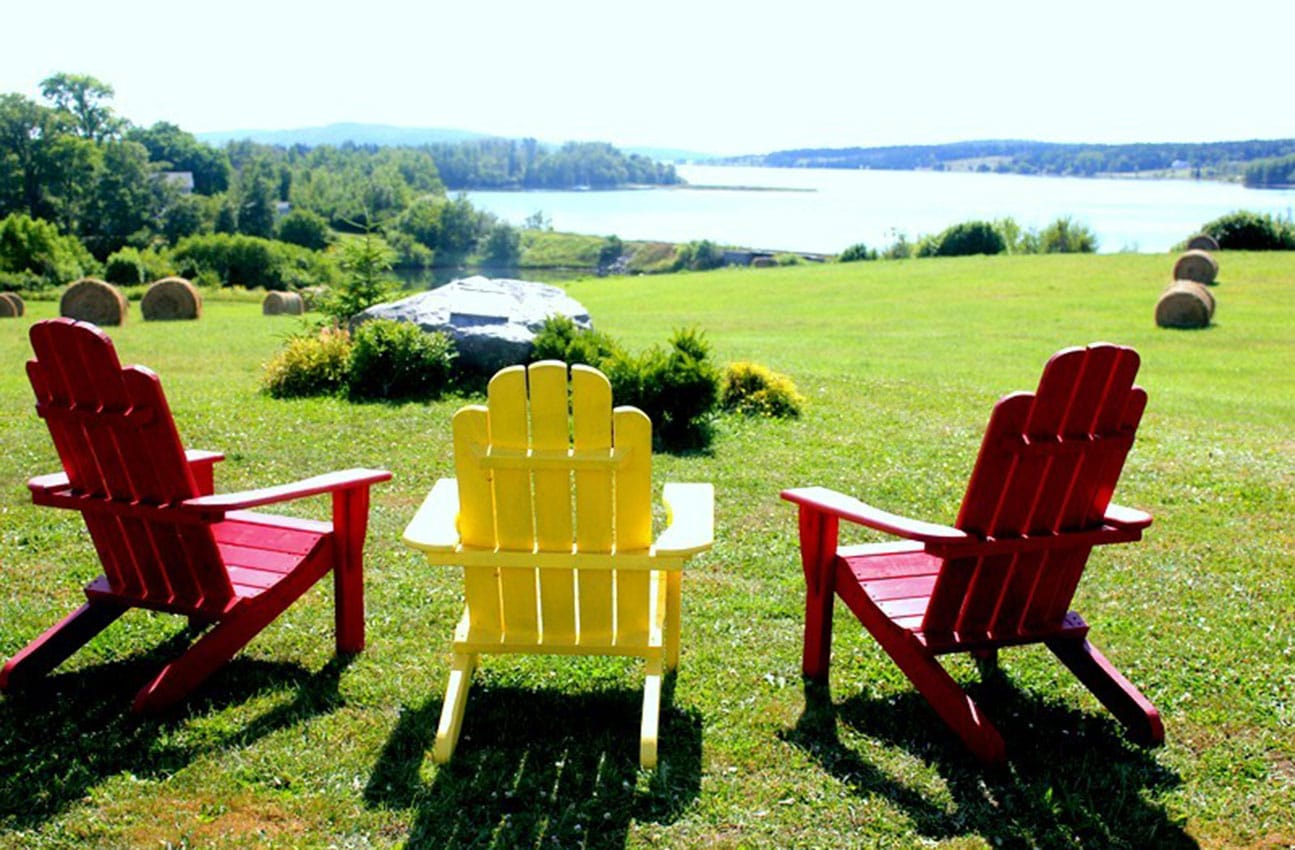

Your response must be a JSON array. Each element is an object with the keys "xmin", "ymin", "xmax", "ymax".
[{"xmin": 466, "ymin": 165, "xmax": 1295, "ymax": 255}]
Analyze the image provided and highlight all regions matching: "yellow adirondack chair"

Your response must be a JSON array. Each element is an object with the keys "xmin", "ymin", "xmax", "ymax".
[{"xmin": 403, "ymin": 361, "xmax": 713, "ymax": 768}]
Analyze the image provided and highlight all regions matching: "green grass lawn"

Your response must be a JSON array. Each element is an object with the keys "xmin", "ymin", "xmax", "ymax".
[{"xmin": 1, "ymin": 252, "xmax": 1291, "ymax": 848}]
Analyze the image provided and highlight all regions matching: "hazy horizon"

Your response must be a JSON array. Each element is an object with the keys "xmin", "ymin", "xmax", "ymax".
[{"xmin": 4, "ymin": 0, "xmax": 1292, "ymax": 155}]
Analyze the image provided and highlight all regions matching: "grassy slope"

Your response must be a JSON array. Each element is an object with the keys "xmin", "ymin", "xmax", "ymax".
[{"xmin": 0, "ymin": 253, "xmax": 1291, "ymax": 848}]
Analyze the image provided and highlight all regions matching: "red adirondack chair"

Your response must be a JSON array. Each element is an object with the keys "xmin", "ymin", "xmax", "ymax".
[
  {"xmin": 782, "ymin": 343, "xmax": 1163, "ymax": 763},
  {"xmin": 0, "ymin": 319, "xmax": 391, "ymax": 712}
]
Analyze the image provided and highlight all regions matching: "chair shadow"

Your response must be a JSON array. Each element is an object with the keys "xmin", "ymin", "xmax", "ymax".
[
  {"xmin": 365, "ymin": 676, "xmax": 703, "ymax": 849},
  {"xmin": 0, "ymin": 633, "xmax": 354, "ymax": 831},
  {"xmin": 782, "ymin": 675, "xmax": 1198, "ymax": 849}
]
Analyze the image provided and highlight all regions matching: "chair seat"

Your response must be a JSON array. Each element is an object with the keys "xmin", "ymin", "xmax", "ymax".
[
  {"xmin": 86, "ymin": 512, "xmax": 331, "ymax": 616},
  {"xmin": 835, "ymin": 545, "xmax": 1091, "ymax": 654}
]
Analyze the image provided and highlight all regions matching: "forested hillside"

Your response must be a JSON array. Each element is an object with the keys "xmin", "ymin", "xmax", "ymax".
[{"xmin": 736, "ymin": 138, "xmax": 1295, "ymax": 179}]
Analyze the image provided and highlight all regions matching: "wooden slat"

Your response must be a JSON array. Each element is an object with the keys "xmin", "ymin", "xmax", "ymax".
[
  {"xmin": 614, "ymin": 407, "xmax": 653, "ymax": 646},
  {"xmin": 530, "ymin": 361, "xmax": 577, "ymax": 644},
  {"xmin": 572, "ymin": 366, "xmax": 614, "ymax": 643},
  {"xmin": 489, "ymin": 367, "xmax": 540, "ymax": 643},
  {"xmin": 453, "ymin": 407, "xmax": 504, "ymax": 637}
]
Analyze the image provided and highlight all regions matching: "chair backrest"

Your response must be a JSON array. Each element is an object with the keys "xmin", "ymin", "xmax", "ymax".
[
  {"xmin": 923, "ymin": 343, "xmax": 1146, "ymax": 637},
  {"xmin": 28, "ymin": 319, "xmax": 232, "ymax": 612},
  {"xmin": 452, "ymin": 361, "xmax": 654, "ymax": 646}
]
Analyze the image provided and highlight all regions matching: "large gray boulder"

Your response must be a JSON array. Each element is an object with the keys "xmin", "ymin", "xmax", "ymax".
[{"xmin": 357, "ymin": 276, "xmax": 591, "ymax": 373}]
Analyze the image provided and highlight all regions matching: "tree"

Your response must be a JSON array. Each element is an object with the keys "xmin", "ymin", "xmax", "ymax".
[
  {"xmin": 161, "ymin": 193, "xmax": 209, "ymax": 244},
  {"xmin": 436, "ymin": 195, "xmax": 481, "ymax": 262},
  {"xmin": 0, "ymin": 93, "xmax": 72, "ymax": 221},
  {"xmin": 128, "ymin": 121, "xmax": 231, "ymax": 193},
  {"xmin": 481, "ymin": 221, "xmax": 521, "ymax": 267},
  {"xmin": 40, "ymin": 73, "xmax": 122, "ymax": 142},
  {"xmin": 239, "ymin": 174, "xmax": 276, "ymax": 239},
  {"xmin": 322, "ymin": 231, "xmax": 397, "ymax": 323},
  {"xmin": 276, "ymin": 208, "xmax": 332, "ymax": 250},
  {"xmin": 82, "ymin": 140, "xmax": 165, "ymax": 258}
]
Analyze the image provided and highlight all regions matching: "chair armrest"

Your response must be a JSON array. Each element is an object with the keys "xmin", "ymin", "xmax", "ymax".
[
  {"xmin": 28, "ymin": 472, "xmax": 70, "ymax": 495},
  {"xmin": 179, "ymin": 467, "xmax": 391, "ymax": 520},
  {"xmin": 1104, "ymin": 503, "xmax": 1153, "ymax": 530},
  {"xmin": 653, "ymin": 482, "xmax": 714, "ymax": 556},
  {"xmin": 780, "ymin": 485, "xmax": 970, "ymax": 544},
  {"xmin": 185, "ymin": 450, "xmax": 225, "ymax": 495},
  {"xmin": 402, "ymin": 478, "xmax": 462, "ymax": 553}
]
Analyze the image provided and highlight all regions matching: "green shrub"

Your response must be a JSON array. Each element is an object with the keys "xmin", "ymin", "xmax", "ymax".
[
  {"xmin": 347, "ymin": 319, "xmax": 456, "ymax": 401},
  {"xmin": 530, "ymin": 318, "xmax": 720, "ymax": 450},
  {"xmin": 918, "ymin": 220, "xmax": 1007, "ymax": 257},
  {"xmin": 721, "ymin": 362, "xmax": 805, "ymax": 418},
  {"xmin": 0, "ymin": 213, "xmax": 98, "ymax": 288},
  {"xmin": 0, "ymin": 269, "xmax": 44, "ymax": 293},
  {"xmin": 838, "ymin": 242, "xmax": 877, "ymax": 262},
  {"xmin": 1038, "ymin": 217, "xmax": 1099, "ymax": 253},
  {"xmin": 531, "ymin": 315, "xmax": 624, "ymax": 366},
  {"xmin": 276, "ymin": 209, "xmax": 333, "ymax": 251},
  {"xmin": 606, "ymin": 327, "xmax": 720, "ymax": 451},
  {"xmin": 1201, "ymin": 211, "xmax": 1295, "ymax": 250},
  {"xmin": 260, "ymin": 326, "xmax": 353, "ymax": 398},
  {"xmin": 172, "ymin": 233, "xmax": 338, "ymax": 290},
  {"xmin": 675, "ymin": 239, "xmax": 724, "ymax": 271},
  {"xmin": 104, "ymin": 247, "xmax": 146, "ymax": 285}
]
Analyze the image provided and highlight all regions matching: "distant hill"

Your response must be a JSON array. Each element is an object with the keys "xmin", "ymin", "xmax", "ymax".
[
  {"xmin": 725, "ymin": 139, "xmax": 1295, "ymax": 179},
  {"xmin": 196, "ymin": 122, "xmax": 492, "ymax": 148}
]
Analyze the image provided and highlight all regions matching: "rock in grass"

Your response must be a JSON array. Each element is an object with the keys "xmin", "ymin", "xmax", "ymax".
[{"xmin": 357, "ymin": 276, "xmax": 591, "ymax": 373}]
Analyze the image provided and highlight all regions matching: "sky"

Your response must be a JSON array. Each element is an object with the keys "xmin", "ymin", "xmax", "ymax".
[{"xmin": 3, "ymin": 0, "xmax": 1291, "ymax": 156}]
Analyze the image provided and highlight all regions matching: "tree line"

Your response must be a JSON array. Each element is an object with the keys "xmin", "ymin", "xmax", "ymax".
[
  {"xmin": 736, "ymin": 139, "xmax": 1295, "ymax": 179},
  {"xmin": 0, "ymin": 73, "xmax": 676, "ymax": 289}
]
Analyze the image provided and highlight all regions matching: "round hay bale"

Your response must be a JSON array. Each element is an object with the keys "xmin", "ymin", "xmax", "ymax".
[
  {"xmin": 141, "ymin": 276, "xmax": 202, "ymax": 321},
  {"xmin": 299, "ymin": 286, "xmax": 327, "ymax": 310},
  {"xmin": 262, "ymin": 290, "xmax": 305, "ymax": 316},
  {"xmin": 1187, "ymin": 233, "xmax": 1220, "ymax": 252},
  {"xmin": 1175, "ymin": 279, "xmax": 1215, "ymax": 317},
  {"xmin": 1156, "ymin": 281, "xmax": 1213, "ymax": 329},
  {"xmin": 0, "ymin": 292, "xmax": 22, "ymax": 318},
  {"xmin": 1172, "ymin": 249, "xmax": 1218, "ymax": 285},
  {"xmin": 61, "ymin": 278, "xmax": 128, "ymax": 326}
]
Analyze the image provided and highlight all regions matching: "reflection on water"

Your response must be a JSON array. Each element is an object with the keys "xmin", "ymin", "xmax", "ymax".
[{"xmin": 465, "ymin": 164, "xmax": 1295, "ymax": 254}]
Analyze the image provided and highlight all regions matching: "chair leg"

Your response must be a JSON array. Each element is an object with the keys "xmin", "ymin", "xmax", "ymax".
[
  {"xmin": 663, "ymin": 571, "xmax": 682, "ymax": 671},
  {"xmin": 973, "ymin": 648, "xmax": 1000, "ymax": 679},
  {"xmin": 640, "ymin": 657, "xmax": 664, "ymax": 769},
  {"xmin": 332, "ymin": 485, "xmax": 373, "ymax": 654},
  {"xmin": 133, "ymin": 586, "xmax": 308, "ymax": 713},
  {"xmin": 0, "ymin": 601, "xmax": 125, "ymax": 690},
  {"xmin": 432, "ymin": 653, "xmax": 478, "ymax": 764},
  {"xmin": 797, "ymin": 508, "xmax": 839, "ymax": 682},
  {"xmin": 872, "ymin": 624, "xmax": 1006, "ymax": 764},
  {"xmin": 1047, "ymin": 635, "xmax": 1164, "ymax": 746}
]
